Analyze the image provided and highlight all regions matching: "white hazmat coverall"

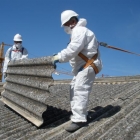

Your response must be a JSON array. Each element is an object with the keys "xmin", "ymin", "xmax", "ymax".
[
  {"xmin": 58, "ymin": 18, "xmax": 102, "ymax": 122},
  {"xmin": 3, "ymin": 45, "xmax": 28, "ymax": 73}
]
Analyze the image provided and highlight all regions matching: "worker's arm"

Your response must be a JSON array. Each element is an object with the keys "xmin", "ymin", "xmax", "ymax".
[
  {"xmin": 58, "ymin": 27, "xmax": 86, "ymax": 63},
  {"xmin": 3, "ymin": 48, "xmax": 11, "ymax": 73},
  {"xmin": 21, "ymin": 47, "xmax": 28, "ymax": 59}
]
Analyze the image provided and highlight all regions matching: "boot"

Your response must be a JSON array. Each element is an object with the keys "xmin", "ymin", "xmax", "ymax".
[{"xmin": 65, "ymin": 122, "xmax": 87, "ymax": 132}]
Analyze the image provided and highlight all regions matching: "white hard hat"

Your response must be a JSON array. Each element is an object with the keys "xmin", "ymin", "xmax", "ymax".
[
  {"xmin": 61, "ymin": 10, "xmax": 79, "ymax": 26},
  {"xmin": 13, "ymin": 34, "xmax": 23, "ymax": 41}
]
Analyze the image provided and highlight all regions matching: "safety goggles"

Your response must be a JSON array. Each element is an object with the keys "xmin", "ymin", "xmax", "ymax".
[{"xmin": 14, "ymin": 41, "xmax": 22, "ymax": 44}]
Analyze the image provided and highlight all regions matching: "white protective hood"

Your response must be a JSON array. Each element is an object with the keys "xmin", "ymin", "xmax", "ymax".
[{"xmin": 76, "ymin": 18, "xmax": 87, "ymax": 27}]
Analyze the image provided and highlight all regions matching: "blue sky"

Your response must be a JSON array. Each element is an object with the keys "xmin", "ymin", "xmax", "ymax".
[{"xmin": 0, "ymin": 0, "xmax": 140, "ymax": 80}]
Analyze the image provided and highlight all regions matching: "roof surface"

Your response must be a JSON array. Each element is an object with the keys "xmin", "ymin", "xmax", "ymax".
[{"xmin": 0, "ymin": 77, "xmax": 140, "ymax": 140}]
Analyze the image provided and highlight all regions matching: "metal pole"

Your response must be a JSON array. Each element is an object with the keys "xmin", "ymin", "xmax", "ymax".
[{"xmin": 0, "ymin": 42, "xmax": 5, "ymax": 81}]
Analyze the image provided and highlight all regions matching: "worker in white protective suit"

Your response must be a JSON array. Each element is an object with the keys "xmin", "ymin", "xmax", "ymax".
[
  {"xmin": 52, "ymin": 10, "xmax": 102, "ymax": 132},
  {"xmin": 3, "ymin": 34, "xmax": 28, "ymax": 79}
]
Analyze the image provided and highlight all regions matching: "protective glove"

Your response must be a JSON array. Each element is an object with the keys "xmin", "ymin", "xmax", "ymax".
[
  {"xmin": 4, "ymin": 72, "xmax": 7, "ymax": 79},
  {"xmin": 52, "ymin": 54, "xmax": 59, "ymax": 65},
  {"xmin": 78, "ymin": 66, "xmax": 84, "ymax": 72}
]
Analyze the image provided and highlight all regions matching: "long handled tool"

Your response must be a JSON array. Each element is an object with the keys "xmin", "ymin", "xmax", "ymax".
[{"xmin": 99, "ymin": 42, "xmax": 140, "ymax": 56}]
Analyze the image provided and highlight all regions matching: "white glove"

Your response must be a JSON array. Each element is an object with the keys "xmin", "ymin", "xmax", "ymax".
[{"xmin": 52, "ymin": 55, "xmax": 59, "ymax": 65}]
